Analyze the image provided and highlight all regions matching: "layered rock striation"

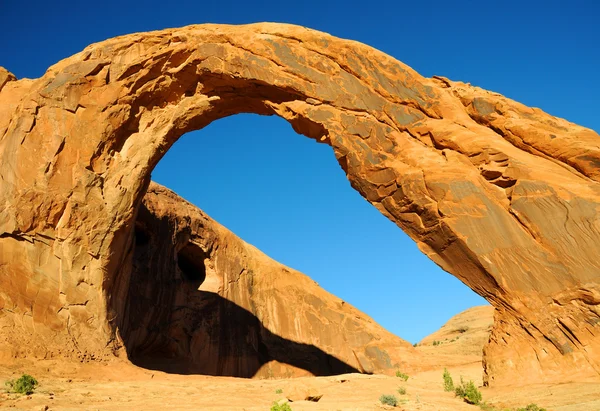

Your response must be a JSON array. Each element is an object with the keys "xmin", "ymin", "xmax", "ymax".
[{"xmin": 0, "ymin": 23, "xmax": 599, "ymax": 385}]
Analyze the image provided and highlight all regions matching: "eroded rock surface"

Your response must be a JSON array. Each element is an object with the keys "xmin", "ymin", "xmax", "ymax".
[
  {"xmin": 124, "ymin": 182, "xmax": 412, "ymax": 377},
  {"xmin": 0, "ymin": 23, "xmax": 599, "ymax": 385}
]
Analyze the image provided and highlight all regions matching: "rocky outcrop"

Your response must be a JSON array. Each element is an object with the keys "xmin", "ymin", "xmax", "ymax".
[
  {"xmin": 124, "ymin": 182, "xmax": 412, "ymax": 377},
  {"xmin": 0, "ymin": 23, "xmax": 599, "ymax": 386}
]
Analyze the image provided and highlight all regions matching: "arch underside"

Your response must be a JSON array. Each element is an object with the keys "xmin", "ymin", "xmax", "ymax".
[{"xmin": 0, "ymin": 23, "xmax": 599, "ymax": 385}]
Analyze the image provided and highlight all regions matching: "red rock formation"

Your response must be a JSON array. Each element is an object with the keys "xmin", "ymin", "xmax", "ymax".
[
  {"xmin": 0, "ymin": 23, "xmax": 599, "ymax": 385},
  {"xmin": 124, "ymin": 182, "xmax": 412, "ymax": 377}
]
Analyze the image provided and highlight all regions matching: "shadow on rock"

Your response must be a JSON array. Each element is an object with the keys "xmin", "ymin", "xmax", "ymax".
[{"xmin": 128, "ymin": 290, "xmax": 360, "ymax": 377}]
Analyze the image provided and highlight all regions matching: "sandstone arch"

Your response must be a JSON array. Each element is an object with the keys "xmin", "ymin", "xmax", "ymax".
[{"xmin": 0, "ymin": 23, "xmax": 599, "ymax": 386}]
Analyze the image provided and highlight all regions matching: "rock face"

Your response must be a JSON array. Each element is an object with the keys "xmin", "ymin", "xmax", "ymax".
[
  {"xmin": 124, "ymin": 182, "xmax": 412, "ymax": 377},
  {"xmin": 0, "ymin": 23, "xmax": 599, "ymax": 386}
]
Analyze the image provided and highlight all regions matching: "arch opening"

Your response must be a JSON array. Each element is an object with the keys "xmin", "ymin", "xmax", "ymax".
[
  {"xmin": 177, "ymin": 243, "xmax": 207, "ymax": 285},
  {"xmin": 117, "ymin": 113, "xmax": 489, "ymax": 378}
]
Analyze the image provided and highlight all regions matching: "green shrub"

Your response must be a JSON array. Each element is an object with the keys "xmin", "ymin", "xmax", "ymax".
[
  {"xmin": 379, "ymin": 394, "xmax": 398, "ymax": 406},
  {"xmin": 275, "ymin": 388, "xmax": 283, "ymax": 394},
  {"xmin": 270, "ymin": 401, "xmax": 292, "ymax": 411},
  {"xmin": 397, "ymin": 386, "xmax": 406, "ymax": 395},
  {"xmin": 454, "ymin": 377, "xmax": 482, "ymax": 405},
  {"xmin": 517, "ymin": 405, "xmax": 547, "ymax": 411},
  {"xmin": 443, "ymin": 368, "xmax": 454, "ymax": 392},
  {"xmin": 5, "ymin": 374, "xmax": 38, "ymax": 395},
  {"xmin": 395, "ymin": 370, "xmax": 409, "ymax": 381}
]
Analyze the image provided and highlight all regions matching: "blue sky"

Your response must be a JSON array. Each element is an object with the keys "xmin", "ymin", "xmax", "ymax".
[{"xmin": 2, "ymin": 0, "xmax": 598, "ymax": 343}]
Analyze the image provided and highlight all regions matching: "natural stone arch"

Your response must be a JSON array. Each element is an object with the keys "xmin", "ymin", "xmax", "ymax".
[{"xmin": 0, "ymin": 23, "xmax": 599, "ymax": 386}]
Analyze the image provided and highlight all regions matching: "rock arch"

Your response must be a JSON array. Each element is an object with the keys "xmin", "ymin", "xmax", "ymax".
[{"xmin": 0, "ymin": 23, "xmax": 599, "ymax": 385}]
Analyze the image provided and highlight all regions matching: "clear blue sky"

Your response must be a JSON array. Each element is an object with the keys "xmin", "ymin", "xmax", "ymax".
[{"xmin": 2, "ymin": 0, "xmax": 598, "ymax": 343}]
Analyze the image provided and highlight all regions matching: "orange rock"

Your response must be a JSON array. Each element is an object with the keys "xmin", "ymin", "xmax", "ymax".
[
  {"xmin": 0, "ymin": 23, "xmax": 599, "ymax": 386},
  {"xmin": 125, "ymin": 182, "xmax": 413, "ymax": 377}
]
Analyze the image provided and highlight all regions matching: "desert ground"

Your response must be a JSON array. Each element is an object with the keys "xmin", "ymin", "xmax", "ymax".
[{"xmin": 1, "ymin": 307, "xmax": 598, "ymax": 411}]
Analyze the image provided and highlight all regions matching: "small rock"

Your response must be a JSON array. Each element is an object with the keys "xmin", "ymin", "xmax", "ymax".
[{"xmin": 286, "ymin": 384, "xmax": 323, "ymax": 403}]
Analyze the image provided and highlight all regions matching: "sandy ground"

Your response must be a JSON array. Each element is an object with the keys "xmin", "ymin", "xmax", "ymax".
[
  {"xmin": 0, "ymin": 355, "xmax": 598, "ymax": 411},
  {"xmin": 1, "ymin": 307, "xmax": 598, "ymax": 410}
]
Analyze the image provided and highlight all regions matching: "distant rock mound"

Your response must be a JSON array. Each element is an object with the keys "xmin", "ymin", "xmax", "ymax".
[
  {"xmin": 419, "ymin": 306, "xmax": 494, "ymax": 357},
  {"xmin": 124, "ymin": 182, "xmax": 414, "ymax": 378}
]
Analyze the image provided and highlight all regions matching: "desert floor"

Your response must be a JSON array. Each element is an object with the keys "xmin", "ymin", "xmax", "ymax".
[
  {"xmin": 1, "ymin": 353, "xmax": 598, "ymax": 411},
  {"xmin": 2, "ymin": 307, "xmax": 598, "ymax": 411}
]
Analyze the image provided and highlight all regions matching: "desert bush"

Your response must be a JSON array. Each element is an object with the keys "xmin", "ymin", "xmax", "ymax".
[
  {"xmin": 454, "ymin": 377, "xmax": 482, "ymax": 405},
  {"xmin": 379, "ymin": 394, "xmax": 398, "ymax": 406},
  {"xmin": 275, "ymin": 388, "xmax": 283, "ymax": 394},
  {"xmin": 270, "ymin": 401, "xmax": 292, "ymax": 411},
  {"xmin": 517, "ymin": 405, "xmax": 547, "ymax": 411},
  {"xmin": 395, "ymin": 370, "xmax": 409, "ymax": 381},
  {"xmin": 443, "ymin": 368, "xmax": 454, "ymax": 392},
  {"xmin": 5, "ymin": 374, "xmax": 38, "ymax": 395},
  {"xmin": 397, "ymin": 386, "xmax": 406, "ymax": 395}
]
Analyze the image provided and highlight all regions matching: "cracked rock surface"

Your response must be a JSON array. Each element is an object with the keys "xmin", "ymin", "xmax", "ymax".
[{"xmin": 0, "ymin": 23, "xmax": 599, "ymax": 385}]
